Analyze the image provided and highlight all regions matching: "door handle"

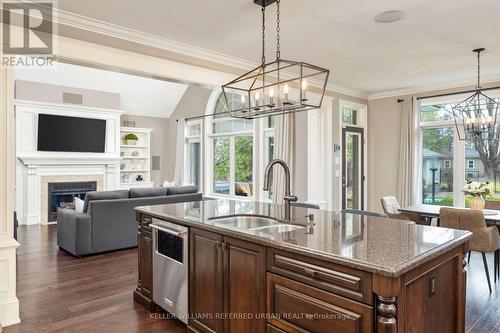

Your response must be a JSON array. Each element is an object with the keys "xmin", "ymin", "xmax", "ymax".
[{"xmin": 429, "ymin": 276, "xmax": 436, "ymax": 297}]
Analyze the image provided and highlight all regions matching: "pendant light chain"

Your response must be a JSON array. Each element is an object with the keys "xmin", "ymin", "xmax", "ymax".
[
  {"xmin": 477, "ymin": 50, "xmax": 482, "ymax": 90},
  {"xmin": 261, "ymin": 4, "xmax": 266, "ymax": 67},
  {"xmin": 276, "ymin": 0, "xmax": 281, "ymax": 60}
]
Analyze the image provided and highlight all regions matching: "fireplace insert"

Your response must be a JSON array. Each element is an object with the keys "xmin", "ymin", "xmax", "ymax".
[{"xmin": 47, "ymin": 181, "xmax": 97, "ymax": 222}]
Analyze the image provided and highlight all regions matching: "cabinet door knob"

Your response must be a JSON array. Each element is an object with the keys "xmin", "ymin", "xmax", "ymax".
[{"xmin": 304, "ymin": 268, "xmax": 316, "ymax": 278}]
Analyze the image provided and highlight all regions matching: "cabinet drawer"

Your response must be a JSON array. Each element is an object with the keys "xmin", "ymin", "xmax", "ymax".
[
  {"xmin": 267, "ymin": 249, "xmax": 372, "ymax": 304},
  {"xmin": 267, "ymin": 273, "xmax": 372, "ymax": 333},
  {"xmin": 267, "ymin": 324, "xmax": 288, "ymax": 333}
]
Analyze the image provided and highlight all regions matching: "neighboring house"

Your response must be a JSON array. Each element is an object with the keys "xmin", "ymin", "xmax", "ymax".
[{"xmin": 422, "ymin": 147, "xmax": 488, "ymax": 194}]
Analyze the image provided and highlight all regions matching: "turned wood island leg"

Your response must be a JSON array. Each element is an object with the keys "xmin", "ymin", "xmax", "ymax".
[{"xmin": 376, "ymin": 295, "xmax": 397, "ymax": 333}]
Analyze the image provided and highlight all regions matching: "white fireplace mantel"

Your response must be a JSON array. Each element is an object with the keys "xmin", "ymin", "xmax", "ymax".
[
  {"xmin": 18, "ymin": 153, "xmax": 121, "ymax": 166},
  {"xmin": 15, "ymin": 100, "xmax": 124, "ymax": 225}
]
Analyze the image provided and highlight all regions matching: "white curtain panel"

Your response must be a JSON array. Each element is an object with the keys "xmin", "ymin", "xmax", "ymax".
[
  {"xmin": 272, "ymin": 113, "xmax": 295, "ymax": 205},
  {"xmin": 174, "ymin": 118, "xmax": 186, "ymax": 185},
  {"xmin": 397, "ymin": 97, "xmax": 422, "ymax": 206}
]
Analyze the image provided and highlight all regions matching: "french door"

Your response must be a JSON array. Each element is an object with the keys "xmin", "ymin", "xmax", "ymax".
[{"xmin": 342, "ymin": 126, "xmax": 365, "ymax": 210}]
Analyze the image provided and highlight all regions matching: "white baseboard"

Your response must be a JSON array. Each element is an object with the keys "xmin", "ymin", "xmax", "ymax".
[
  {"xmin": 22, "ymin": 215, "xmax": 39, "ymax": 225},
  {"xmin": 41, "ymin": 221, "xmax": 57, "ymax": 225},
  {"xmin": 0, "ymin": 297, "xmax": 20, "ymax": 327}
]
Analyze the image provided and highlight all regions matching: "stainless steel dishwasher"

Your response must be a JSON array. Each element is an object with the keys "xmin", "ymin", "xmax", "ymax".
[{"xmin": 151, "ymin": 219, "xmax": 188, "ymax": 324}]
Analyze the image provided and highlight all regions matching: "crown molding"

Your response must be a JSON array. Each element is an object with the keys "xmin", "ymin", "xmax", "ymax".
[
  {"xmin": 53, "ymin": 9, "xmax": 369, "ymax": 100},
  {"xmin": 14, "ymin": 99, "xmax": 125, "ymax": 115},
  {"xmin": 368, "ymin": 73, "xmax": 500, "ymax": 100}
]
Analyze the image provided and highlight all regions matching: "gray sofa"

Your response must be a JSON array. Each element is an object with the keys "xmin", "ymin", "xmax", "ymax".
[{"xmin": 57, "ymin": 186, "xmax": 201, "ymax": 257}]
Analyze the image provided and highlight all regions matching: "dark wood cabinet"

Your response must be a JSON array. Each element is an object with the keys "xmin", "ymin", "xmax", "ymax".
[
  {"xmin": 188, "ymin": 228, "xmax": 266, "ymax": 333},
  {"xmin": 189, "ymin": 228, "xmax": 224, "ymax": 333},
  {"xmin": 224, "ymin": 237, "xmax": 266, "ymax": 333},
  {"xmin": 134, "ymin": 213, "xmax": 155, "ymax": 310},
  {"xmin": 267, "ymin": 273, "xmax": 373, "ymax": 333},
  {"xmin": 402, "ymin": 249, "xmax": 465, "ymax": 333}
]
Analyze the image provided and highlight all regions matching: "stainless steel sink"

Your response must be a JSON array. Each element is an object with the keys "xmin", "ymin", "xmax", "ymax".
[
  {"xmin": 251, "ymin": 224, "xmax": 305, "ymax": 233},
  {"xmin": 209, "ymin": 215, "xmax": 280, "ymax": 230},
  {"xmin": 208, "ymin": 215, "xmax": 304, "ymax": 234}
]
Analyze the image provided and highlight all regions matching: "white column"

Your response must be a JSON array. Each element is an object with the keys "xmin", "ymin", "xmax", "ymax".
[{"xmin": 0, "ymin": 66, "xmax": 20, "ymax": 326}]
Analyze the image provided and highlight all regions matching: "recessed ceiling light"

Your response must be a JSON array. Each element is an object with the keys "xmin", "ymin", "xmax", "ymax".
[{"xmin": 374, "ymin": 10, "xmax": 404, "ymax": 23}]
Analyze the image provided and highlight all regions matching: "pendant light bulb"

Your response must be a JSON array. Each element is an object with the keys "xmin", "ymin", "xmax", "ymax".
[{"xmin": 284, "ymin": 84, "xmax": 289, "ymax": 94}]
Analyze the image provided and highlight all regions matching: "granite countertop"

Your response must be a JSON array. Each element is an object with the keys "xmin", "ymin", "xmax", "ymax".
[{"xmin": 135, "ymin": 199, "xmax": 472, "ymax": 277}]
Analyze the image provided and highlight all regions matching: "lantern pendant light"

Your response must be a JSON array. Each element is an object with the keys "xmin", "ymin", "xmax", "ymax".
[
  {"xmin": 222, "ymin": 0, "xmax": 330, "ymax": 119},
  {"xmin": 452, "ymin": 48, "xmax": 500, "ymax": 141}
]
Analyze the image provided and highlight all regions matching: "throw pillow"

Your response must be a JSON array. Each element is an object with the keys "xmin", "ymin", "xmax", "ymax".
[
  {"xmin": 162, "ymin": 180, "xmax": 177, "ymax": 188},
  {"xmin": 74, "ymin": 197, "xmax": 84, "ymax": 212}
]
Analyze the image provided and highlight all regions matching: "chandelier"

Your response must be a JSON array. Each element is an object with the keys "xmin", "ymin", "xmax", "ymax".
[
  {"xmin": 452, "ymin": 48, "xmax": 500, "ymax": 140},
  {"xmin": 222, "ymin": 0, "xmax": 330, "ymax": 119}
]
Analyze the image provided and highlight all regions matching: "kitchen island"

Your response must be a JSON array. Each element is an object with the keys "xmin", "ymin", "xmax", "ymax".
[{"xmin": 134, "ymin": 199, "xmax": 471, "ymax": 333}]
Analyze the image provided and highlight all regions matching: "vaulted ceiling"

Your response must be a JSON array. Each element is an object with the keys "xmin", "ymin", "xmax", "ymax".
[
  {"xmin": 58, "ymin": 0, "xmax": 500, "ymax": 95},
  {"xmin": 14, "ymin": 62, "xmax": 188, "ymax": 117}
]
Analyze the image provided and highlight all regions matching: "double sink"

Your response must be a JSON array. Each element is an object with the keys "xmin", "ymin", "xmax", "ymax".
[{"xmin": 208, "ymin": 215, "xmax": 305, "ymax": 235}]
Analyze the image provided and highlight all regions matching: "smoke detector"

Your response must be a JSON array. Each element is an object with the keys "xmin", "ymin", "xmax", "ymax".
[{"xmin": 374, "ymin": 10, "xmax": 404, "ymax": 23}]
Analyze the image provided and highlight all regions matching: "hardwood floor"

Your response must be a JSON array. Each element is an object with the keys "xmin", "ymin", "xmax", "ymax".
[
  {"xmin": 4, "ymin": 225, "xmax": 500, "ymax": 332},
  {"xmin": 4, "ymin": 225, "xmax": 186, "ymax": 333}
]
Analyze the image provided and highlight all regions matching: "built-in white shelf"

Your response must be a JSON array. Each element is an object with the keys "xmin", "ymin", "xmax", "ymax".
[
  {"xmin": 120, "ymin": 144, "xmax": 148, "ymax": 148},
  {"xmin": 120, "ymin": 127, "xmax": 154, "ymax": 189}
]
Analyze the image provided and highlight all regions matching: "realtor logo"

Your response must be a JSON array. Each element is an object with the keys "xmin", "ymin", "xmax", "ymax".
[
  {"xmin": 2, "ymin": 1, "xmax": 53, "ymax": 54},
  {"xmin": 1, "ymin": 1, "xmax": 56, "ymax": 67}
]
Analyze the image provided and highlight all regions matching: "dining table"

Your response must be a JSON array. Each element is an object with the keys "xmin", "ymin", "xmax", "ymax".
[{"xmin": 399, "ymin": 204, "xmax": 500, "ymax": 226}]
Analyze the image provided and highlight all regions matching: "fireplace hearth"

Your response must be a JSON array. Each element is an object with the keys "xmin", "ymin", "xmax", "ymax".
[{"xmin": 48, "ymin": 181, "xmax": 97, "ymax": 222}]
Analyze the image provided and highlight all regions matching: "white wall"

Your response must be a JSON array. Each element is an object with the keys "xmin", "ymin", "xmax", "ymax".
[
  {"xmin": 15, "ymin": 80, "xmax": 120, "ymax": 109},
  {"xmin": 367, "ymin": 98, "xmax": 403, "ymax": 211}
]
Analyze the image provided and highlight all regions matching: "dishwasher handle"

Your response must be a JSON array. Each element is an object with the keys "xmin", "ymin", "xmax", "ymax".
[{"xmin": 151, "ymin": 223, "xmax": 187, "ymax": 238}]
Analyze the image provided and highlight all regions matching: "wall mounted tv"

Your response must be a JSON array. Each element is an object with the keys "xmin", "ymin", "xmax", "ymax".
[{"xmin": 37, "ymin": 114, "xmax": 106, "ymax": 153}]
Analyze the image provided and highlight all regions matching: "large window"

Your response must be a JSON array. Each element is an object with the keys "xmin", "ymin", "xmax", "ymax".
[
  {"xmin": 421, "ymin": 127, "xmax": 454, "ymax": 205},
  {"xmin": 420, "ymin": 97, "xmax": 500, "ymax": 207},
  {"xmin": 209, "ymin": 93, "xmax": 254, "ymax": 197}
]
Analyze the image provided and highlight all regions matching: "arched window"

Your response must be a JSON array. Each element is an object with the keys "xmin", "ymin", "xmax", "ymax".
[{"xmin": 209, "ymin": 92, "xmax": 254, "ymax": 197}]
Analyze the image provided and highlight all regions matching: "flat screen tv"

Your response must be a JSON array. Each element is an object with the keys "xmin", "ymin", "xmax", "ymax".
[{"xmin": 37, "ymin": 114, "xmax": 106, "ymax": 153}]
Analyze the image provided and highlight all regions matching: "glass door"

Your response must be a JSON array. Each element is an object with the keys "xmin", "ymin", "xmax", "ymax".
[{"xmin": 342, "ymin": 126, "xmax": 365, "ymax": 210}]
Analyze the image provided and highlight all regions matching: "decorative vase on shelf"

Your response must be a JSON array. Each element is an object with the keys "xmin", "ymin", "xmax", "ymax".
[{"xmin": 470, "ymin": 195, "xmax": 485, "ymax": 211}]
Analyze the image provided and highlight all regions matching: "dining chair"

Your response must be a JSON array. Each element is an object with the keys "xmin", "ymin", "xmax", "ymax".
[
  {"xmin": 380, "ymin": 196, "xmax": 428, "ymax": 224},
  {"xmin": 485, "ymin": 200, "xmax": 500, "ymax": 210},
  {"xmin": 440, "ymin": 207, "xmax": 500, "ymax": 293}
]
